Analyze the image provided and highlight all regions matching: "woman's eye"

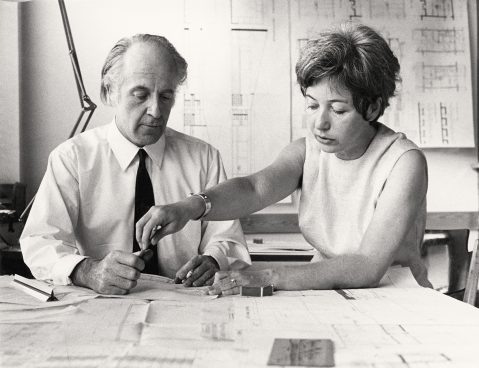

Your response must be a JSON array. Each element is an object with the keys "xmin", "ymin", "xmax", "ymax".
[
  {"xmin": 306, "ymin": 104, "xmax": 318, "ymax": 111},
  {"xmin": 332, "ymin": 105, "xmax": 346, "ymax": 115}
]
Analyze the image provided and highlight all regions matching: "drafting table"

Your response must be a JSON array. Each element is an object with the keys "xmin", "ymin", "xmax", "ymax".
[{"xmin": 1, "ymin": 274, "xmax": 479, "ymax": 367}]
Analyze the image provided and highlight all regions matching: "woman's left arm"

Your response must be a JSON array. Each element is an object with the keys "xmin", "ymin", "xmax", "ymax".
[
  {"xmin": 349, "ymin": 149, "xmax": 428, "ymax": 285},
  {"xmin": 209, "ymin": 150, "xmax": 428, "ymax": 294},
  {"xmin": 282, "ymin": 149, "xmax": 427, "ymax": 290}
]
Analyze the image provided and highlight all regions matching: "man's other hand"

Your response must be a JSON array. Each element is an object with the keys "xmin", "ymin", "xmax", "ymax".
[
  {"xmin": 174, "ymin": 255, "xmax": 219, "ymax": 287},
  {"xmin": 70, "ymin": 251, "xmax": 145, "ymax": 295}
]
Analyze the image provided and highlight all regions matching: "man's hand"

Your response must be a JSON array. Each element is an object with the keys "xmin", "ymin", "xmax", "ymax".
[
  {"xmin": 70, "ymin": 251, "xmax": 145, "ymax": 295},
  {"xmin": 174, "ymin": 255, "xmax": 219, "ymax": 287},
  {"xmin": 207, "ymin": 269, "xmax": 276, "ymax": 296}
]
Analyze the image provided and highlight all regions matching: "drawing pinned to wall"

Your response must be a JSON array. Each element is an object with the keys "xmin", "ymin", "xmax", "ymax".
[
  {"xmin": 368, "ymin": 0, "xmax": 407, "ymax": 19},
  {"xmin": 180, "ymin": 28, "xmax": 213, "ymax": 145},
  {"xmin": 175, "ymin": 0, "xmax": 291, "ymax": 187},
  {"xmin": 175, "ymin": 0, "xmax": 473, "ymax": 189},
  {"xmin": 290, "ymin": 0, "xmax": 473, "ymax": 148},
  {"xmin": 419, "ymin": 0, "xmax": 455, "ymax": 20},
  {"xmin": 183, "ymin": 93, "xmax": 209, "ymax": 142},
  {"xmin": 230, "ymin": 29, "xmax": 268, "ymax": 176},
  {"xmin": 416, "ymin": 62, "xmax": 465, "ymax": 91},
  {"xmin": 347, "ymin": 0, "xmax": 366, "ymax": 20},
  {"xmin": 296, "ymin": 0, "xmax": 337, "ymax": 19},
  {"xmin": 231, "ymin": 0, "xmax": 265, "ymax": 25},
  {"xmin": 417, "ymin": 101, "xmax": 462, "ymax": 145},
  {"xmin": 184, "ymin": 0, "xmax": 223, "ymax": 26},
  {"xmin": 413, "ymin": 28, "xmax": 466, "ymax": 54}
]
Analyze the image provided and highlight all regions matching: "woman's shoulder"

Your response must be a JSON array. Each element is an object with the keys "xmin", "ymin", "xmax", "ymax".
[
  {"xmin": 374, "ymin": 123, "xmax": 424, "ymax": 164},
  {"xmin": 376, "ymin": 123, "xmax": 420, "ymax": 151},
  {"xmin": 266, "ymin": 138, "xmax": 306, "ymax": 178},
  {"xmin": 380, "ymin": 126, "xmax": 427, "ymax": 190},
  {"xmin": 363, "ymin": 123, "xmax": 427, "ymax": 194},
  {"xmin": 278, "ymin": 138, "xmax": 306, "ymax": 164},
  {"xmin": 287, "ymin": 137, "xmax": 306, "ymax": 151}
]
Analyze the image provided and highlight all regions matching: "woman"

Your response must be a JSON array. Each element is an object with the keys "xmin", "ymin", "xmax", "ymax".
[{"xmin": 136, "ymin": 22, "xmax": 432, "ymax": 294}]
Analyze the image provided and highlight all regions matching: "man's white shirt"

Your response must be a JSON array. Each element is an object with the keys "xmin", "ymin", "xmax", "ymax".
[{"xmin": 20, "ymin": 121, "xmax": 251, "ymax": 285}]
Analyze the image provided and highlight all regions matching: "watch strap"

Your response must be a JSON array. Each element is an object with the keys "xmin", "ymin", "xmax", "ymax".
[{"xmin": 189, "ymin": 192, "xmax": 212, "ymax": 220}]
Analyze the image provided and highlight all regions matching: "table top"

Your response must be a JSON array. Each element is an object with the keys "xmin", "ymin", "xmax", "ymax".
[{"xmin": 1, "ymin": 274, "xmax": 479, "ymax": 367}]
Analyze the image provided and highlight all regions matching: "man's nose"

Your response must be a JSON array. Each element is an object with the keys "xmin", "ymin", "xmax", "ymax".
[{"xmin": 147, "ymin": 96, "xmax": 161, "ymax": 118}]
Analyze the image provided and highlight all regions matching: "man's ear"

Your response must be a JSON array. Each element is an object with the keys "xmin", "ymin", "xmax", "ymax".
[
  {"xmin": 106, "ymin": 85, "xmax": 118, "ymax": 107},
  {"xmin": 366, "ymin": 98, "xmax": 382, "ymax": 122}
]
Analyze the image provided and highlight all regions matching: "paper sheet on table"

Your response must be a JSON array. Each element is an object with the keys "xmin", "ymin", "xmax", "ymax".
[
  {"xmin": 0, "ymin": 300, "xmax": 149, "ymax": 368},
  {"xmin": 126, "ymin": 274, "xmax": 213, "ymax": 301},
  {"xmin": 141, "ymin": 298, "xmax": 239, "ymax": 348},
  {"xmin": 0, "ymin": 275, "xmax": 97, "ymax": 310},
  {"xmin": 0, "ymin": 335, "xmax": 135, "ymax": 368},
  {"xmin": 378, "ymin": 265, "xmax": 421, "ymax": 288},
  {"xmin": 0, "ymin": 305, "xmax": 78, "ymax": 323},
  {"xmin": 52, "ymin": 273, "xmax": 213, "ymax": 301},
  {"xmin": 66, "ymin": 298, "xmax": 149, "ymax": 344},
  {"xmin": 3, "ymin": 283, "xmax": 479, "ymax": 368}
]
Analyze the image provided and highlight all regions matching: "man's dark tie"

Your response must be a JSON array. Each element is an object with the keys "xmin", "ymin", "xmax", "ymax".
[{"xmin": 133, "ymin": 149, "xmax": 159, "ymax": 274}]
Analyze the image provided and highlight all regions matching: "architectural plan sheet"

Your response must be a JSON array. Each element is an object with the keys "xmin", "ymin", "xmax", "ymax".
[
  {"xmin": 289, "ymin": 0, "xmax": 474, "ymax": 148},
  {"xmin": 3, "ymin": 274, "xmax": 479, "ymax": 368},
  {"xmin": 166, "ymin": 0, "xmax": 474, "ymax": 185}
]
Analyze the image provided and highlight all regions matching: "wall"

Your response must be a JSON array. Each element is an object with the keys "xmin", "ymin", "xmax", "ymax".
[
  {"xmin": 18, "ymin": 0, "xmax": 185, "ymax": 200},
  {"xmin": 0, "ymin": 1, "xmax": 20, "ymax": 183},
  {"xmin": 8, "ymin": 0, "xmax": 479, "ymax": 213}
]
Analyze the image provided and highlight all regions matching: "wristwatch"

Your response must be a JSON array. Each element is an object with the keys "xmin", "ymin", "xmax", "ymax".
[{"xmin": 189, "ymin": 192, "xmax": 211, "ymax": 220}]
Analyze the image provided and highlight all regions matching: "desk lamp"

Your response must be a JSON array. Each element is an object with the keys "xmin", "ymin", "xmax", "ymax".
[{"xmin": 19, "ymin": 0, "xmax": 96, "ymax": 222}]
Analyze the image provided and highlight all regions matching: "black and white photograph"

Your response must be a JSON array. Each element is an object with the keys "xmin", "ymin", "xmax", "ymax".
[{"xmin": 1, "ymin": 0, "xmax": 478, "ymax": 366}]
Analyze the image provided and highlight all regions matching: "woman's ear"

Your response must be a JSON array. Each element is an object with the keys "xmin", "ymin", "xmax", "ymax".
[{"xmin": 366, "ymin": 98, "xmax": 382, "ymax": 122}]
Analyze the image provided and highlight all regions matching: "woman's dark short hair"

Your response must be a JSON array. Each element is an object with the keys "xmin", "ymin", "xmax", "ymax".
[
  {"xmin": 295, "ymin": 23, "xmax": 400, "ymax": 121},
  {"xmin": 100, "ymin": 34, "xmax": 188, "ymax": 106}
]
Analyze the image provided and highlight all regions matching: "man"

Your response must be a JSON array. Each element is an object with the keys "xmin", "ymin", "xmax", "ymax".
[{"xmin": 20, "ymin": 34, "xmax": 251, "ymax": 295}]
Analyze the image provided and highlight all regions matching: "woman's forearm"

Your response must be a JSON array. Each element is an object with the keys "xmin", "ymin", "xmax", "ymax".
[
  {"xmin": 272, "ymin": 254, "xmax": 385, "ymax": 290},
  {"xmin": 200, "ymin": 176, "xmax": 271, "ymax": 221}
]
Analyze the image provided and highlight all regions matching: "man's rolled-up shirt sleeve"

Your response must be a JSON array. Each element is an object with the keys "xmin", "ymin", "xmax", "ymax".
[
  {"xmin": 201, "ymin": 220, "xmax": 251, "ymax": 270},
  {"xmin": 20, "ymin": 147, "xmax": 86, "ymax": 285},
  {"xmin": 198, "ymin": 148, "xmax": 251, "ymax": 270}
]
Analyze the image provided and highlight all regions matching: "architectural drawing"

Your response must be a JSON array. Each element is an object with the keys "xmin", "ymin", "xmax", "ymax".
[
  {"xmin": 174, "ymin": 0, "xmax": 473, "ymax": 181},
  {"xmin": 289, "ymin": 0, "xmax": 473, "ymax": 147},
  {"xmin": 419, "ymin": 0, "xmax": 455, "ymax": 20}
]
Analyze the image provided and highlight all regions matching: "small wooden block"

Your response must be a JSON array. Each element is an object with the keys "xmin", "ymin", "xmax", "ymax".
[{"xmin": 240, "ymin": 285, "xmax": 274, "ymax": 297}]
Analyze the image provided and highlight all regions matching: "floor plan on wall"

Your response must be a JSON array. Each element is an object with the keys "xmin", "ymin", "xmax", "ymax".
[
  {"xmin": 289, "ymin": 0, "xmax": 474, "ymax": 148},
  {"xmin": 166, "ymin": 0, "xmax": 473, "ymax": 181}
]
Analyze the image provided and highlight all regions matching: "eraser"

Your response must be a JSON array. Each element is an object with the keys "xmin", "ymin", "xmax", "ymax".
[{"xmin": 240, "ymin": 285, "xmax": 274, "ymax": 297}]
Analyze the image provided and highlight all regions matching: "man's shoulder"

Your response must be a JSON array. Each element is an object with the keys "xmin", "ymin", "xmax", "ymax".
[
  {"xmin": 54, "ymin": 124, "xmax": 109, "ymax": 152},
  {"xmin": 51, "ymin": 124, "xmax": 109, "ymax": 160},
  {"xmin": 164, "ymin": 127, "xmax": 218, "ymax": 154}
]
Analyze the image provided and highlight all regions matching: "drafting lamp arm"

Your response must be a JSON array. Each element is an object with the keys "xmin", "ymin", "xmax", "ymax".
[
  {"xmin": 59, "ymin": 0, "xmax": 97, "ymax": 138},
  {"xmin": 19, "ymin": 0, "xmax": 96, "ymax": 222}
]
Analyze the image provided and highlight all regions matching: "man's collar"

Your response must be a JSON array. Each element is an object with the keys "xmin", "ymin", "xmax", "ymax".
[
  {"xmin": 107, "ymin": 119, "xmax": 166, "ymax": 171},
  {"xmin": 143, "ymin": 134, "xmax": 166, "ymax": 170}
]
